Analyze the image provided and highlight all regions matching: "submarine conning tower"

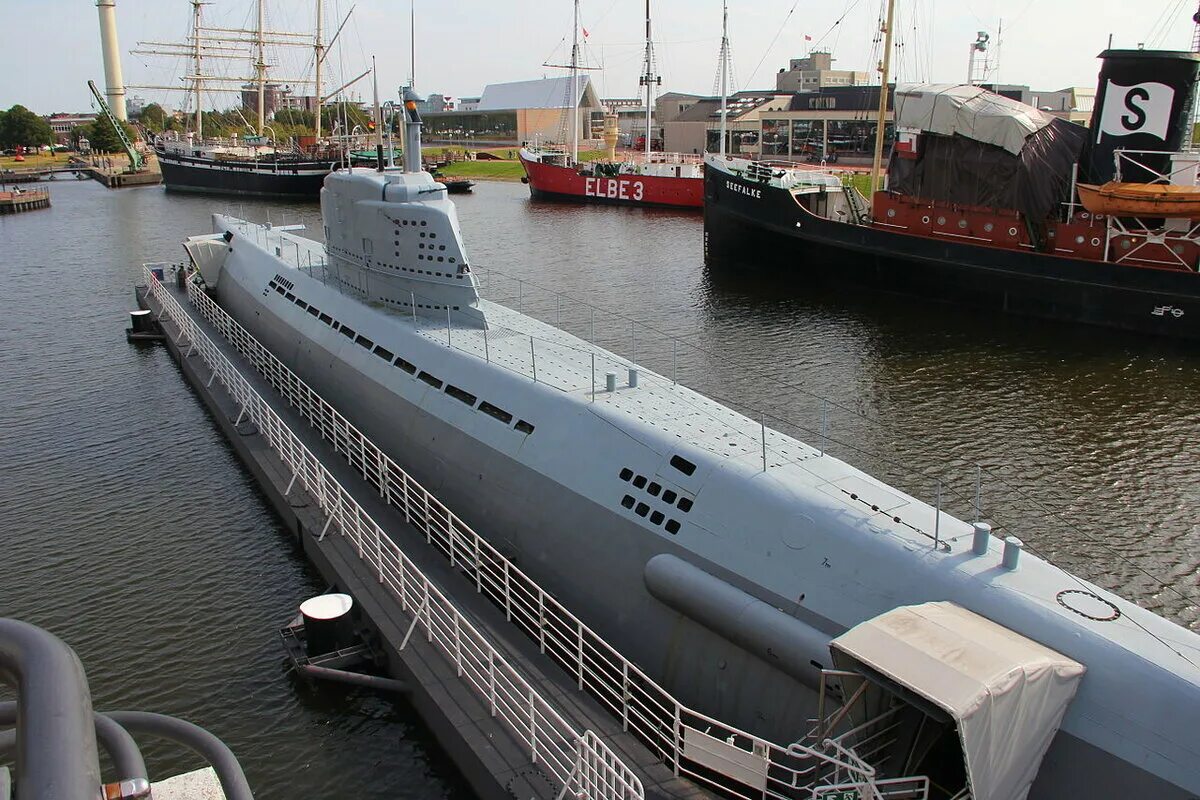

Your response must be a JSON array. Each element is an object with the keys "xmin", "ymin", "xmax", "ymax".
[
  {"xmin": 1083, "ymin": 48, "xmax": 1200, "ymax": 185},
  {"xmin": 319, "ymin": 87, "xmax": 486, "ymax": 326}
]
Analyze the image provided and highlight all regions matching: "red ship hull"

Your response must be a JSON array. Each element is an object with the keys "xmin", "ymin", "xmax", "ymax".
[{"xmin": 519, "ymin": 151, "xmax": 703, "ymax": 209}]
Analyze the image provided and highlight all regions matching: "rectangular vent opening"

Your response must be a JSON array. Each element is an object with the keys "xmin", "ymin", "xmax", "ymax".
[
  {"xmin": 394, "ymin": 357, "xmax": 416, "ymax": 374},
  {"xmin": 418, "ymin": 372, "xmax": 443, "ymax": 389},
  {"xmin": 355, "ymin": 335, "xmax": 374, "ymax": 349},
  {"xmin": 445, "ymin": 385, "xmax": 477, "ymax": 406},
  {"xmin": 620, "ymin": 495, "xmax": 635, "ymax": 509},
  {"xmin": 295, "ymin": 299, "xmax": 308, "ymax": 310},
  {"xmin": 478, "ymin": 402, "xmax": 513, "ymax": 424},
  {"xmin": 319, "ymin": 313, "xmax": 333, "ymax": 325},
  {"xmin": 340, "ymin": 325, "xmax": 356, "ymax": 339},
  {"xmin": 665, "ymin": 519, "xmax": 681, "ymax": 534},
  {"xmin": 514, "ymin": 420, "xmax": 535, "ymax": 435},
  {"xmin": 619, "ymin": 468, "xmax": 634, "ymax": 481},
  {"xmin": 670, "ymin": 455, "xmax": 697, "ymax": 476},
  {"xmin": 306, "ymin": 306, "xmax": 320, "ymax": 317},
  {"xmin": 374, "ymin": 345, "xmax": 394, "ymax": 361}
]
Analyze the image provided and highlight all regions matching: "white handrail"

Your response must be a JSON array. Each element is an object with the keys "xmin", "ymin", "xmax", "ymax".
[
  {"xmin": 143, "ymin": 266, "xmax": 644, "ymax": 800},
  {"xmin": 157, "ymin": 262, "xmax": 927, "ymax": 800}
]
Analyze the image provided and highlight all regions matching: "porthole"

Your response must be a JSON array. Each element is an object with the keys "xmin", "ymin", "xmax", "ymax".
[
  {"xmin": 957, "ymin": 219, "xmax": 968, "ymax": 229},
  {"xmin": 1075, "ymin": 235, "xmax": 1085, "ymax": 245},
  {"xmin": 983, "ymin": 222, "xmax": 994, "ymax": 232},
  {"xmin": 1008, "ymin": 227, "xmax": 1018, "ymax": 237},
  {"xmin": 1091, "ymin": 237, "xmax": 1101, "ymax": 247},
  {"xmin": 886, "ymin": 208, "xmax": 896, "ymax": 218},
  {"xmin": 936, "ymin": 216, "xmax": 946, "ymax": 226},
  {"xmin": 921, "ymin": 215, "xmax": 930, "ymax": 224}
]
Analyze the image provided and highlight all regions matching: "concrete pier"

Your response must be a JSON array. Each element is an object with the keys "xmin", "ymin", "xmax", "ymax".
[
  {"xmin": 0, "ymin": 188, "xmax": 50, "ymax": 214},
  {"xmin": 135, "ymin": 277, "xmax": 711, "ymax": 800}
]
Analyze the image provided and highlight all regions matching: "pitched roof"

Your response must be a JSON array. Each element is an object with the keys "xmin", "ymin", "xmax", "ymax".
[{"xmin": 477, "ymin": 76, "xmax": 595, "ymax": 111}]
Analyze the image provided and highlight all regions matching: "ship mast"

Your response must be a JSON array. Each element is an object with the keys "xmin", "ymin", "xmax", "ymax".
[
  {"xmin": 869, "ymin": 0, "xmax": 895, "ymax": 204},
  {"xmin": 718, "ymin": 0, "xmax": 729, "ymax": 158},
  {"xmin": 193, "ymin": 0, "xmax": 204, "ymax": 138},
  {"xmin": 255, "ymin": 0, "xmax": 267, "ymax": 135},
  {"xmin": 569, "ymin": 0, "xmax": 580, "ymax": 165},
  {"xmin": 639, "ymin": 0, "xmax": 661, "ymax": 159},
  {"xmin": 314, "ymin": 0, "xmax": 323, "ymax": 141}
]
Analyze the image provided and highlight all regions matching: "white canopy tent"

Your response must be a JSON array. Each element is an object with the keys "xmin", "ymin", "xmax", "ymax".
[
  {"xmin": 893, "ymin": 84, "xmax": 1056, "ymax": 156},
  {"xmin": 830, "ymin": 602, "xmax": 1085, "ymax": 800}
]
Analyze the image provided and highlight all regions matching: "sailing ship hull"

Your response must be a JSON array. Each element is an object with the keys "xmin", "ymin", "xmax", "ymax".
[
  {"xmin": 158, "ymin": 149, "xmax": 334, "ymax": 197},
  {"xmin": 520, "ymin": 152, "xmax": 703, "ymax": 209},
  {"xmin": 703, "ymin": 168, "xmax": 1200, "ymax": 340}
]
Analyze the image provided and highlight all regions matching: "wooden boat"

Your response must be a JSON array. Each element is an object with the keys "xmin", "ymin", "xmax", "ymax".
[{"xmin": 1077, "ymin": 181, "xmax": 1200, "ymax": 219}]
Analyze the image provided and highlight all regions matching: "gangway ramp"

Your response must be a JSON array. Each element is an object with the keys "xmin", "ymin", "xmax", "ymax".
[{"xmin": 136, "ymin": 268, "xmax": 709, "ymax": 800}]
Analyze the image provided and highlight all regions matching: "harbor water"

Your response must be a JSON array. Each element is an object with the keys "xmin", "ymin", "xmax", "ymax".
[{"xmin": 1, "ymin": 178, "xmax": 1197, "ymax": 798}]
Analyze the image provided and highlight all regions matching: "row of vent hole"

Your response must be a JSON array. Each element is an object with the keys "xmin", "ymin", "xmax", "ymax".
[
  {"xmin": 268, "ymin": 278, "xmax": 534, "ymax": 436},
  {"xmin": 618, "ymin": 467, "xmax": 695, "ymax": 536}
]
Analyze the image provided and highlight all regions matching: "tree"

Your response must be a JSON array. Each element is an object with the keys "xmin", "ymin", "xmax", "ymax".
[
  {"xmin": 273, "ymin": 108, "xmax": 314, "ymax": 130},
  {"xmin": 0, "ymin": 105, "xmax": 54, "ymax": 148},
  {"xmin": 85, "ymin": 116, "xmax": 137, "ymax": 153},
  {"xmin": 138, "ymin": 103, "xmax": 169, "ymax": 133}
]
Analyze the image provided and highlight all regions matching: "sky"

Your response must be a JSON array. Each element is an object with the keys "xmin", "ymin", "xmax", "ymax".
[{"xmin": 1, "ymin": 0, "xmax": 1197, "ymax": 115}]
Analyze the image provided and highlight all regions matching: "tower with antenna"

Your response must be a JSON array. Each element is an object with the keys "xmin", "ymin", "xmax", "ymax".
[
  {"xmin": 638, "ymin": 0, "xmax": 662, "ymax": 157},
  {"xmin": 967, "ymin": 30, "xmax": 990, "ymax": 85}
]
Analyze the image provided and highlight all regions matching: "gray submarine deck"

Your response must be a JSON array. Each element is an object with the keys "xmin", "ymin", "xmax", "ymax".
[{"xmin": 136, "ymin": 277, "xmax": 713, "ymax": 800}]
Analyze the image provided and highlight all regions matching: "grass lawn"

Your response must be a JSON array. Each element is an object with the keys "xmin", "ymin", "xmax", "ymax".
[
  {"xmin": 845, "ymin": 173, "xmax": 873, "ymax": 196},
  {"xmin": 439, "ymin": 160, "xmax": 526, "ymax": 181},
  {"xmin": 0, "ymin": 152, "xmax": 75, "ymax": 171}
]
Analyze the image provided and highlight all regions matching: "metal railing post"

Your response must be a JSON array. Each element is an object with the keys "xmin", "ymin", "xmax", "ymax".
[
  {"xmin": 446, "ymin": 306, "xmax": 452, "ymax": 347},
  {"xmin": 761, "ymin": 414, "xmax": 767, "ymax": 472},
  {"xmin": 820, "ymin": 398, "xmax": 828, "ymax": 456},
  {"xmin": 672, "ymin": 339, "xmax": 677, "ymax": 385},
  {"xmin": 974, "ymin": 465, "xmax": 982, "ymax": 522},
  {"xmin": 934, "ymin": 480, "xmax": 942, "ymax": 549},
  {"xmin": 531, "ymin": 337, "xmax": 538, "ymax": 383}
]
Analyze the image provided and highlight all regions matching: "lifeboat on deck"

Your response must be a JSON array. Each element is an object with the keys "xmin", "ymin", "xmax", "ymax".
[{"xmin": 1077, "ymin": 181, "xmax": 1200, "ymax": 219}]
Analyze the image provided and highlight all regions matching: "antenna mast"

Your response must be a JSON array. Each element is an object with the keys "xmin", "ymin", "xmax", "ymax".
[
  {"xmin": 569, "ymin": 0, "xmax": 580, "ymax": 164},
  {"xmin": 639, "ymin": 0, "xmax": 661, "ymax": 159},
  {"xmin": 718, "ymin": 0, "xmax": 729, "ymax": 157},
  {"xmin": 869, "ymin": 0, "xmax": 895, "ymax": 205}
]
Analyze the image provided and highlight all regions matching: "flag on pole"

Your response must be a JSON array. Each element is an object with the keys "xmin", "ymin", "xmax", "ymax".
[
  {"xmin": 804, "ymin": 34, "xmax": 812, "ymax": 41},
  {"xmin": 582, "ymin": 26, "xmax": 590, "ymax": 38}
]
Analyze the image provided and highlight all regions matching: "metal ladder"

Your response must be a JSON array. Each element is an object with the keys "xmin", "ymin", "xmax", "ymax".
[{"xmin": 843, "ymin": 182, "xmax": 870, "ymax": 225}]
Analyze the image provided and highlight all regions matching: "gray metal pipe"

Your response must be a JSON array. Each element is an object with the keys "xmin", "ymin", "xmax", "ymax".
[
  {"xmin": 297, "ymin": 663, "xmax": 410, "ymax": 693},
  {"xmin": 102, "ymin": 710, "xmax": 254, "ymax": 800},
  {"xmin": 0, "ymin": 707, "xmax": 147, "ymax": 784},
  {"xmin": 0, "ymin": 618, "xmax": 101, "ymax": 800}
]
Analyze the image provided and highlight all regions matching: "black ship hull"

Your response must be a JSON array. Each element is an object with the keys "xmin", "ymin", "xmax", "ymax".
[
  {"xmin": 703, "ymin": 168, "xmax": 1200, "ymax": 340},
  {"xmin": 158, "ymin": 150, "xmax": 334, "ymax": 197}
]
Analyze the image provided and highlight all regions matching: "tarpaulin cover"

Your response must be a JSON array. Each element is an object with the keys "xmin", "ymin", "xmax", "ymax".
[
  {"xmin": 894, "ymin": 84, "xmax": 1055, "ymax": 156},
  {"xmin": 887, "ymin": 111, "xmax": 1087, "ymax": 221},
  {"xmin": 830, "ymin": 602, "xmax": 1085, "ymax": 800}
]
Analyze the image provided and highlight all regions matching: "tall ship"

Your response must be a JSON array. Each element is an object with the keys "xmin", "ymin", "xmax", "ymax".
[
  {"xmin": 179, "ymin": 85, "xmax": 1200, "ymax": 799},
  {"xmin": 135, "ymin": 0, "xmax": 341, "ymax": 197},
  {"xmin": 704, "ymin": 34, "xmax": 1200, "ymax": 339},
  {"xmin": 518, "ymin": 0, "xmax": 705, "ymax": 209}
]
